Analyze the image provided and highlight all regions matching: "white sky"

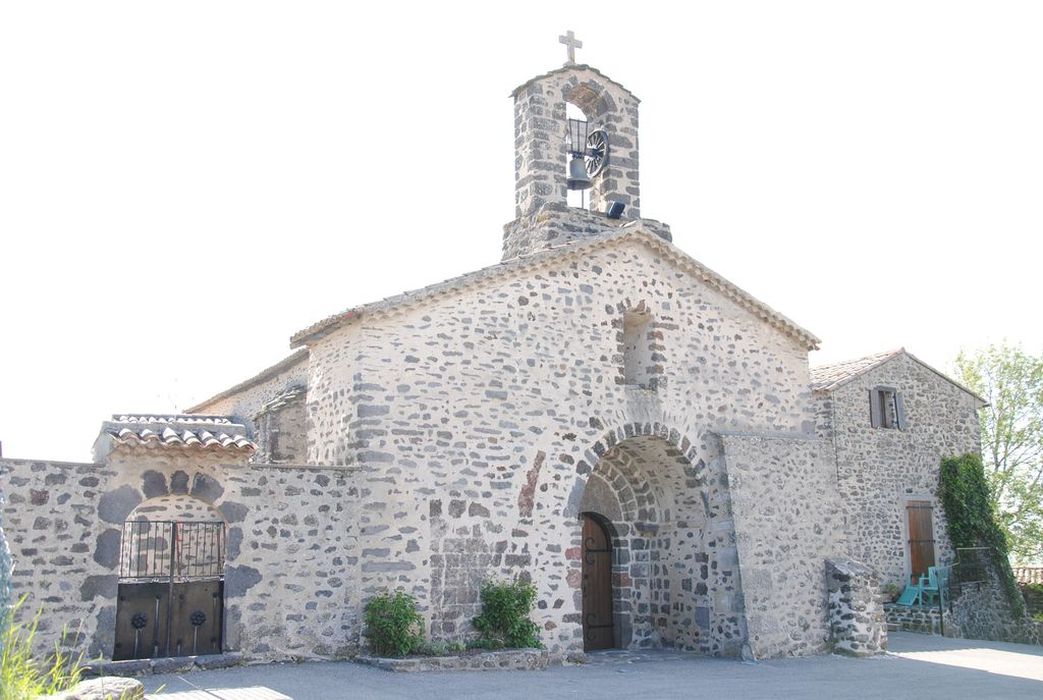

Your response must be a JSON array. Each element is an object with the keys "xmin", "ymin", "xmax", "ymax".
[{"xmin": 2, "ymin": 1, "xmax": 1041, "ymax": 462}]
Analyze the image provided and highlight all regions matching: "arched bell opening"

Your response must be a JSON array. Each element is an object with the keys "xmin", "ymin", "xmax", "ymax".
[
  {"xmin": 114, "ymin": 495, "xmax": 226, "ymax": 660},
  {"xmin": 564, "ymin": 101, "xmax": 593, "ymax": 210}
]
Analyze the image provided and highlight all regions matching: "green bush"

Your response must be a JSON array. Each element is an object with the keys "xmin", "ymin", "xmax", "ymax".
[
  {"xmin": 466, "ymin": 636, "xmax": 500, "ymax": 651},
  {"xmin": 938, "ymin": 453, "xmax": 1025, "ymax": 618},
  {"xmin": 363, "ymin": 591, "xmax": 423, "ymax": 657},
  {"xmin": 472, "ymin": 579, "xmax": 541, "ymax": 649},
  {"xmin": 1, "ymin": 596, "xmax": 85, "ymax": 700}
]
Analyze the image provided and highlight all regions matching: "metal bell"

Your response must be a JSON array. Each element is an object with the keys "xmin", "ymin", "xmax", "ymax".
[{"xmin": 567, "ymin": 156, "xmax": 592, "ymax": 190}]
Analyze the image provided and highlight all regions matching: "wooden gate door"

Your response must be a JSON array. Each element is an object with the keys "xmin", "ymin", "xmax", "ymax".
[
  {"xmin": 581, "ymin": 514, "xmax": 615, "ymax": 650},
  {"xmin": 906, "ymin": 500, "xmax": 936, "ymax": 580},
  {"xmin": 114, "ymin": 521, "xmax": 225, "ymax": 660}
]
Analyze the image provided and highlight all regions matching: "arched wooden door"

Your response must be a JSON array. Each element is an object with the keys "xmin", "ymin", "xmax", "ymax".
[{"xmin": 581, "ymin": 513, "xmax": 615, "ymax": 650}]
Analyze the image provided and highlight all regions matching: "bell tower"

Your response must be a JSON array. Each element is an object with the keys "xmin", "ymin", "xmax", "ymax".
[{"xmin": 503, "ymin": 33, "xmax": 657, "ymax": 260}]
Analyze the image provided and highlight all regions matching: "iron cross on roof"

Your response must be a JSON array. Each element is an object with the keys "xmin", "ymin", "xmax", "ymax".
[{"xmin": 559, "ymin": 30, "xmax": 583, "ymax": 65}]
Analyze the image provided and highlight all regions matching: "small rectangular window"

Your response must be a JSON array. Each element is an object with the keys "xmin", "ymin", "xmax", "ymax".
[
  {"xmin": 622, "ymin": 309, "xmax": 653, "ymax": 387},
  {"xmin": 870, "ymin": 387, "xmax": 906, "ymax": 429}
]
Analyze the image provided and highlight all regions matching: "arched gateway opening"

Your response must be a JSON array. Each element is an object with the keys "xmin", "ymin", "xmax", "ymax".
[{"xmin": 114, "ymin": 495, "xmax": 226, "ymax": 660}]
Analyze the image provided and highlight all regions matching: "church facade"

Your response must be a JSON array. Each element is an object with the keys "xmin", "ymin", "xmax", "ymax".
[{"xmin": 0, "ymin": 53, "xmax": 984, "ymax": 664}]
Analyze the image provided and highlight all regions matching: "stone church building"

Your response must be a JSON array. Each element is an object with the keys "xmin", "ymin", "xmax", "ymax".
[{"xmin": 0, "ymin": 48, "xmax": 985, "ymax": 664}]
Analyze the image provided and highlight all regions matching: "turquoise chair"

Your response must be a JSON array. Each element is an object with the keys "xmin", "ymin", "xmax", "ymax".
[
  {"xmin": 920, "ymin": 566, "xmax": 949, "ymax": 606},
  {"xmin": 894, "ymin": 577, "xmax": 923, "ymax": 607}
]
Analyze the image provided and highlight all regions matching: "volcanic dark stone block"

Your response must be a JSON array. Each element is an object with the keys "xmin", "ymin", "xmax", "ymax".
[
  {"xmin": 170, "ymin": 470, "xmax": 190, "ymax": 495},
  {"xmin": 80, "ymin": 574, "xmax": 117, "ymax": 602},
  {"xmin": 190, "ymin": 473, "xmax": 224, "ymax": 503},
  {"xmin": 93, "ymin": 528, "xmax": 122, "ymax": 569},
  {"xmin": 98, "ymin": 485, "xmax": 142, "ymax": 524},
  {"xmin": 225, "ymin": 526, "xmax": 243, "ymax": 561},
  {"xmin": 219, "ymin": 501, "xmax": 248, "ymax": 524},
  {"xmin": 225, "ymin": 565, "xmax": 263, "ymax": 597},
  {"xmin": 141, "ymin": 470, "xmax": 167, "ymax": 499}
]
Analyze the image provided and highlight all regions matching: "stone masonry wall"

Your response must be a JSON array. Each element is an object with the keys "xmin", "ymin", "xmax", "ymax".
[
  {"xmin": 950, "ymin": 560, "xmax": 1040, "ymax": 645},
  {"xmin": 884, "ymin": 603, "xmax": 951, "ymax": 636},
  {"xmin": 720, "ymin": 433, "xmax": 845, "ymax": 658},
  {"xmin": 2, "ymin": 458, "xmax": 115, "ymax": 656},
  {"xmin": 0, "ymin": 454, "xmax": 359, "ymax": 662},
  {"xmin": 304, "ymin": 235, "xmax": 818, "ymax": 657},
  {"xmin": 826, "ymin": 558, "xmax": 887, "ymax": 656},
  {"xmin": 818, "ymin": 353, "xmax": 981, "ymax": 587}
]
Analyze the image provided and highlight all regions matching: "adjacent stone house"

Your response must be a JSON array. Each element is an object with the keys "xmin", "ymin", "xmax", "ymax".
[
  {"xmin": 812, "ymin": 349, "xmax": 983, "ymax": 589},
  {"xmin": 0, "ymin": 52, "xmax": 985, "ymax": 664}
]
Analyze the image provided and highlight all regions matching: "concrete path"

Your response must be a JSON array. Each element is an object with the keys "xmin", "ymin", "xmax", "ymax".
[{"xmin": 142, "ymin": 632, "xmax": 1043, "ymax": 699}]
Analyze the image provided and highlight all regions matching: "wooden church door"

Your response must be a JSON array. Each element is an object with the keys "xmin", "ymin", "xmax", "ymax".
[{"xmin": 581, "ymin": 514, "xmax": 615, "ymax": 650}]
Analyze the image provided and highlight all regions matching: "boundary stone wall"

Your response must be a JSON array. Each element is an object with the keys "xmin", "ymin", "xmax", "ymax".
[{"xmin": 0, "ymin": 455, "xmax": 360, "ymax": 662}]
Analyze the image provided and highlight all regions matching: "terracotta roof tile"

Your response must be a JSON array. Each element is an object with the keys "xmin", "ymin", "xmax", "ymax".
[
  {"xmin": 94, "ymin": 414, "xmax": 256, "ymax": 460},
  {"xmin": 810, "ymin": 349, "xmax": 904, "ymax": 391},
  {"xmin": 810, "ymin": 349, "xmax": 986, "ymax": 404}
]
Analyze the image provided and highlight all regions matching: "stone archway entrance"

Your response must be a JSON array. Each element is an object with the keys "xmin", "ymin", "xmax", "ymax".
[
  {"xmin": 564, "ymin": 425, "xmax": 738, "ymax": 654},
  {"xmin": 581, "ymin": 513, "xmax": 614, "ymax": 650}
]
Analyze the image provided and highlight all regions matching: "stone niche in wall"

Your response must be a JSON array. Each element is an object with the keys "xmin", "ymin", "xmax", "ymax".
[{"xmin": 252, "ymin": 387, "xmax": 307, "ymax": 464}]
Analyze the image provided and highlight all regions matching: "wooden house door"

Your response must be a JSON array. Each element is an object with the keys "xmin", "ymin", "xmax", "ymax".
[{"xmin": 906, "ymin": 500, "xmax": 936, "ymax": 581}]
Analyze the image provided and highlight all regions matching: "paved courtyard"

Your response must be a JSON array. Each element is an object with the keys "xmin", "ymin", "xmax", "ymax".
[{"xmin": 142, "ymin": 633, "xmax": 1043, "ymax": 700}]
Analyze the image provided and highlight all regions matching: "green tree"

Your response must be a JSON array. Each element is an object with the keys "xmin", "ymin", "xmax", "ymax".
[{"xmin": 954, "ymin": 343, "xmax": 1043, "ymax": 564}]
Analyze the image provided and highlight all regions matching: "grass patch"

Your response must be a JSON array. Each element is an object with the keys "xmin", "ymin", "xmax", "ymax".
[{"xmin": 1, "ymin": 596, "xmax": 85, "ymax": 700}]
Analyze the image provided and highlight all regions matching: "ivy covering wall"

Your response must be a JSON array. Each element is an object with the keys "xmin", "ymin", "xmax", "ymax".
[{"xmin": 938, "ymin": 453, "xmax": 1025, "ymax": 618}]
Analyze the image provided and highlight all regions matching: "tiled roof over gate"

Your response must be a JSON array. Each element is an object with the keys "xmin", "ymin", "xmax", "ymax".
[{"xmin": 92, "ymin": 414, "xmax": 256, "ymax": 461}]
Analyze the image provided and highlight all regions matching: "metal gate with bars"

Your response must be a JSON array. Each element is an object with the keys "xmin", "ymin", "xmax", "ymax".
[{"xmin": 113, "ymin": 520, "xmax": 225, "ymax": 660}]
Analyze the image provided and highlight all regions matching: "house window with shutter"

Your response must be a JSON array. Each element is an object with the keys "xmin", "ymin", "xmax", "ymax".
[{"xmin": 870, "ymin": 386, "xmax": 906, "ymax": 429}]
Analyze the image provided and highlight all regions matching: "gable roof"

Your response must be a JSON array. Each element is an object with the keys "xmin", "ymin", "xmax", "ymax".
[
  {"xmin": 289, "ymin": 224, "xmax": 821, "ymax": 350},
  {"xmin": 186, "ymin": 349, "xmax": 308, "ymax": 414},
  {"xmin": 810, "ymin": 349, "xmax": 904, "ymax": 391},
  {"xmin": 810, "ymin": 348, "xmax": 986, "ymax": 404}
]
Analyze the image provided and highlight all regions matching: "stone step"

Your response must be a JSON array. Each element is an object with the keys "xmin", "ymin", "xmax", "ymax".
[{"xmin": 887, "ymin": 623, "xmax": 899, "ymax": 632}]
